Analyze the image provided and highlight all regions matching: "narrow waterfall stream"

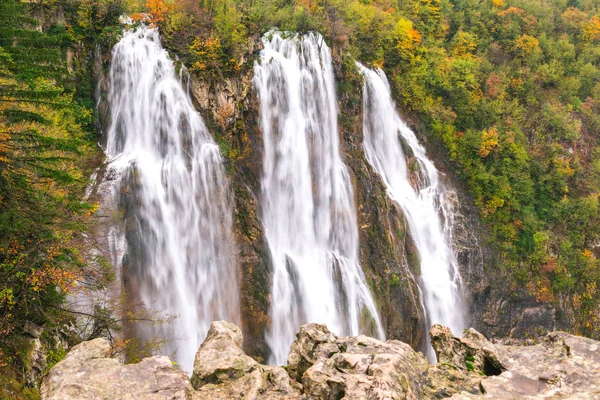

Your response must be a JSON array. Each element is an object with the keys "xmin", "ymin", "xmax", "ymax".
[
  {"xmin": 254, "ymin": 32, "xmax": 385, "ymax": 364},
  {"xmin": 358, "ymin": 64, "xmax": 465, "ymax": 360},
  {"xmin": 104, "ymin": 26, "xmax": 238, "ymax": 372}
]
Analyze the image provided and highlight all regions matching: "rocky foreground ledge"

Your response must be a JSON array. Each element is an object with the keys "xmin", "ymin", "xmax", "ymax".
[{"xmin": 40, "ymin": 322, "xmax": 600, "ymax": 399}]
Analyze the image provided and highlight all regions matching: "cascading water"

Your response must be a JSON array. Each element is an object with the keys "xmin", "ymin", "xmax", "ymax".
[
  {"xmin": 254, "ymin": 32, "xmax": 385, "ymax": 365},
  {"xmin": 104, "ymin": 26, "xmax": 238, "ymax": 372},
  {"xmin": 358, "ymin": 64, "xmax": 465, "ymax": 360}
]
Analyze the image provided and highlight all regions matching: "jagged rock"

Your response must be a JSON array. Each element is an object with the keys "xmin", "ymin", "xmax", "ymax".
[
  {"xmin": 191, "ymin": 320, "xmax": 257, "ymax": 388},
  {"xmin": 42, "ymin": 322, "xmax": 600, "ymax": 400},
  {"xmin": 24, "ymin": 321, "xmax": 44, "ymax": 338},
  {"xmin": 192, "ymin": 321, "xmax": 302, "ymax": 399},
  {"xmin": 289, "ymin": 323, "xmax": 436, "ymax": 399},
  {"xmin": 430, "ymin": 324, "xmax": 508, "ymax": 376},
  {"xmin": 449, "ymin": 330, "xmax": 600, "ymax": 399},
  {"xmin": 40, "ymin": 338, "xmax": 193, "ymax": 400},
  {"xmin": 25, "ymin": 338, "xmax": 47, "ymax": 387},
  {"xmin": 287, "ymin": 323, "xmax": 339, "ymax": 382}
]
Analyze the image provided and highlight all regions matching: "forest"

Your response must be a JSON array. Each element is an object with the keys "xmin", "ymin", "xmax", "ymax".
[{"xmin": 2, "ymin": 0, "xmax": 600, "ymax": 398}]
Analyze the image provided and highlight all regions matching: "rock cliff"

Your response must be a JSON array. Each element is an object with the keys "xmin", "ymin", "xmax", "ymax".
[{"xmin": 41, "ymin": 321, "xmax": 600, "ymax": 399}]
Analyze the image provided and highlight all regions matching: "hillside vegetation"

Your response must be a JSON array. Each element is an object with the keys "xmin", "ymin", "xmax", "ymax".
[{"xmin": 0, "ymin": 0, "xmax": 126, "ymax": 397}]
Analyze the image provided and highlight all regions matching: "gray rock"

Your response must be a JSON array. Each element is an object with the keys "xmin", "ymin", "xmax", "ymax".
[
  {"xmin": 41, "ymin": 322, "xmax": 600, "ymax": 400},
  {"xmin": 430, "ymin": 324, "xmax": 509, "ymax": 375},
  {"xmin": 192, "ymin": 321, "xmax": 302, "ymax": 399},
  {"xmin": 289, "ymin": 324, "xmax": 433, "ymax": 399},
  {"xmin": 25, "ymin": 338, "xmax": 47, "ymax": 387},
  {"xmin": 40, "ymin": 338, "xmax": 193, "ymax": 400},
  {"xmin": 24, "ymin": 321, "xmax": 44, "ymax": 338},
  {"xmin": 287, "ymin": 323, "xmax": 339, "ymax": 382}
]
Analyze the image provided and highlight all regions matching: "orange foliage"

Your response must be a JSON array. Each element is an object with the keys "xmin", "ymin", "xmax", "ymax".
[
  {"xmin": 541, "ymin": 257, "xmax": 557, "ymax": 273},
  {"xmin": 394, "ymin": 18, "xmax": 421, "ymax": 58},
  {"xmin": 497, "ymin": 6, "xmax": 525, "ymax": 18},
  {"xmin": 146, "ymin": 0, "xmax": 174, "ymax": 26},
  {"xmin": 561, "ymin": 7, "xmax": 588, "ymax": 26},
  {"xmin": 582, "ymin": 249, "xmax": 594, "ymax": 259},
  {"xmin": 26, "ymin": 266, "xmax": 80, "ymax": 293},
  {"xmin": 497, "ymin": 7, "xmax": 538, "ymax": 33},
  {"xmin": 527, "ymin": 277, "xmax": 554, "ymax": 303},
  {"xmin": 110, "ymin": 337, "xmax": 132, "ymax": 357}
]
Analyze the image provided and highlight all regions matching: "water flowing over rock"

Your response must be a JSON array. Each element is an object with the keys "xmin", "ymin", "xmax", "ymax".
[
  {"xmin": 103, "ymin": 26, "xmax": 238, "ymax": 372},
  {"xmin": 41, "ymin": 321, "xmax": 600, "ymax": 399},
  {"xmin": 253, "ymin": 31, "xmax": 384, "ymax": 364},
  {"xmin": 358, "ymin": 64, "xmax": 465, "ymax": 359}
]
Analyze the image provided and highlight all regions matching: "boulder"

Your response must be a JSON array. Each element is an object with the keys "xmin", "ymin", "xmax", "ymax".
[
  {"xmin": 287, "ymin": 323, "xmax": 339, "ymax": 382},
  {"xmin": 191, "ymin": 321, "xmax": 302, "ymax": 399},
  {"xmin": 289, "ymin": 324, "xmax": 435, "ymax": 399},
  {"xmin": 449, "ymin": 330, "xmax": 600, "ymax": 399},
  {"xmin": 41, "ymin": 321, "xmax": 600, "ymax": 400},
  {"xmin": 40, "ymin": 338, "xmax": 193, "ymax": 400},
  {"xmin": 430, "ymin": 324, "xmax": 508, "ymax": 376}
]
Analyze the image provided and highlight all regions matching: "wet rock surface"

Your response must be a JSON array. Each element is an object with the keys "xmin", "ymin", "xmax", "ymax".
[{"xmin": 42, "ymin": 321, "xmax": 600, "ymax": 399}]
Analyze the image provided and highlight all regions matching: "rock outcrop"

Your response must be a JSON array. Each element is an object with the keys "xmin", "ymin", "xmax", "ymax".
[
  {"xmin": 40, "ymin": 338, "xmax": 193, "ymax": 400},
  {"xmin": 41, "ymin": 321, "xmax": 600, "ymax": 399},
  {"xmin": 191, "ymin": 321, "xmax": 301, "ymax": 399}
]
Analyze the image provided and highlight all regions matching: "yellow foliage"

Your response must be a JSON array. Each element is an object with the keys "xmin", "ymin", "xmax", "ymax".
[
  {"xmin": 393, "ymin": 18, "xmax": 421, "ymax": 57},
  {"xmin": 514, "ymin": 34, "xmax": 541, "ymax": 57},
  {"xmin": 553, "ymin": 156, "xmax": 575, "ymax": 177},
  {"xmin": 479, "ymin": 126, "xmax": 499, "ymax": 157},
  {"xmin": 451, "ymin": 31, "xmax": 477, "ymax": 56},
  {"xmin": 482, "ymin": 196, "xmax": 504, "ymax": 216},
  {"xmin": 491, "ymin": 0, "xmax": 505, "ymax": 8},
  {"xmin": 582, "ymin": 16, "xmax": 600, "ymax": 43},
  {"xmin": 583, "ymin": 281, "xmax": 597, "ymax": 300},
  {"xmin": 190, "ymin": 36, "xmax": 222, "ymax": 72}
]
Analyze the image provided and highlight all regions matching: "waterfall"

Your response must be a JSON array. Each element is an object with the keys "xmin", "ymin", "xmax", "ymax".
[
  {"xmin": 104, "ymin": 26, "xmax": 238, "ymax": 372},
  {"xmin": 254, "ymin": 31, "xmax": 385, "ymax": 365},
  {"xmin": 358, "ymin": 64, "xmax": 465, "ymax": 360}
]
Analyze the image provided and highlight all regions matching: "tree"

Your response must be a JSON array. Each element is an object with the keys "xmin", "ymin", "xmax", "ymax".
[{"xmin": 0, "ymin": 0, "xmax": 96, "ymax": 372}]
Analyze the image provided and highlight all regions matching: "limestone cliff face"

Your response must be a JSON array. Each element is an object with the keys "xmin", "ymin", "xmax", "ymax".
[
  {"xmin": 41, "ymin": 320, "xmax": 600, "ymax": 399},
  {"xmin": 188, "ymin": 34, "xmax": 272, "ymax": 361},
  {"xmin": 333, "ymin": 58, "xmax": 428, "ymax": 350},
  {"xmin": 187, "ymin": 44, "xmax": 431, "ymax": 357},
  {"xmin": 177, "ymin": 32, "xmax": 568, "ymax": 360}
]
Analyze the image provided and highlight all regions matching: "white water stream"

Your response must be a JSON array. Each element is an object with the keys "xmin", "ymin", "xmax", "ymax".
[
  {"xmin": 254, "ymin": 32, "xmax": 385, "ymax": 364},
  {"xmin": 104, "ymin": 26, "xmax": 238, "ymax": 372},
  {"xmin": 358, "ymin": 64, "xmax": 465, "ymax": 359}
]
